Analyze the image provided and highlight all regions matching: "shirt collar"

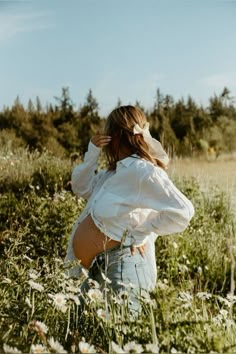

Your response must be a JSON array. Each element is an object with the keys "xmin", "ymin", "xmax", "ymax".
[{"xmin": 116, "ymin": 154, "xmax": 140, "ymax": 169}]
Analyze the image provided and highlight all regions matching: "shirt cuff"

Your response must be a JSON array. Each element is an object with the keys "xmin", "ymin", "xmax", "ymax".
[{"xmin": 86, "ymin": 140, "xmax": 101, "ymax": 158}]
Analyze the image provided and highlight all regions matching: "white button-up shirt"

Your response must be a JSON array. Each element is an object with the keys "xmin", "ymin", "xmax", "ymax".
[{"xmin": 64, "ymin": 141, "xmax": 194, "ymax": 287}]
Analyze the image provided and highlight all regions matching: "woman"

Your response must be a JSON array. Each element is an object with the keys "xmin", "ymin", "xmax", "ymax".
[{"xmin": 64, "ymin": 105, "xmax": 194, "ymax": 311}]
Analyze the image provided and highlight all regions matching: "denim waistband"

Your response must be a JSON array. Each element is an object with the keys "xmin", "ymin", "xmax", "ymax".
[{"xmin": 89, "ymin": 244, "xmax": 131, "ymax": 270}]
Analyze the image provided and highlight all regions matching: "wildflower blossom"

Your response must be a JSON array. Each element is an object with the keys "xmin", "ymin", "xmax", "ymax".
[
  {"xmin": 3, "ymin": 344, "xmax": 22, "ymax": 353},
  {"xmin": 146, "ymin": 343, "xmax": 160, "ymax": 353},
  {"xmin": 48, "ymin": 293, "xmax": 67, "ymax": 312},
  {"xmin": 78, "ymin": 341, "xmax": 96, "ymax": 353},
  {"xmin": 87, "ymin": 288, "xmax": 103, "ymax": 302},
  {"xmin": 97, "ymin": 308, "xmax": 109, "ymax": 320},
  {"xmin": 67, "ymin": 293, "xmax": 80, "ymax": 305},
  {"xmin": 118, "ymin": 290, "xmax": 129, "ymax": 300},
  {"xmin": 197, "ymin": 266, "xmax": 202, "ymax": 274},
  {"xmin": 218, "ymin": 296, "xmax": 231, "ymax": 307},
  {"xmin": 48, "ymin": 337, "xmax": 67, "ymax": 353},
  {"xmin": 173, "ymin": 241, "xmax": 178, "ymax": 249},
  {"xmin": 34, "ymin": 320, "xmax": 48, "ymax": 334},
  {"xmin": 156, "ymin": 281, "xmax": 168, "ymax": 290},
  {"xmin": 88, "ymin": 279, "xmax": 100, "ymax": 288},
  {"xmin": 226, "ymin": 294, "xmax": 236, "ymax": 303},
  {"xmin": 28, "ymin": 280, "xmax": 44, "ymax": 292},
  {"xmin": 30, "ymin": 344, "xmax": 48, "ymax": 353},
  {"xmin": 170, "ymin": 348, "xmax": 179, "ymax": 354},
  {"xmin": 111, "ymin": 341, "xmax": 125, "ymax": 353},
  {"xmin": 212, "ymin": 308, "xmax": 229, "ymax": 326},
  {"xmin": 101, "ymin": 272, "xmax": 112, "ymax": 284},
  {"xmin": 219, "ymin": 308, "xmax": 228, "ymax": 318},
  {"xmin": 178, "ymin": 291, "xmax": 193, "ymax": 302},
  {"xmin": 196, "ymin": 292, "xmax": 212, "ymax": 300},
  {"xmin": 123, "ymin": 341, "xmax": 143, "ymax": 353},
  {"xmin": 178, "ymin": 264, "xmax": 189, "ymax": 273},
  {"xmin": 28, "ymin": 270, "xmax": 40, "ymax": 280},
  {"xmin": 111, "ymin": 295, "xmax": 123, "ymax": 305},
  {"xmin": 66, "ymin": 285, "xmax": 79, "ymax": 293}
]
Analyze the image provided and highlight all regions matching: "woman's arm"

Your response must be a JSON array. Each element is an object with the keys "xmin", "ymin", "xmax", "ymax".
[
  {"xmin": 71, "ymin": 134, "xmax": 111, "ymax": 199},
  {"xmin": 133, "ymin": 167, "xmax": 194, "ymax": 236}
]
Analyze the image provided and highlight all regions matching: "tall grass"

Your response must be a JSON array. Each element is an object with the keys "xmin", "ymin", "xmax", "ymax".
[{"xmin": 0, "ymin": 146, "xmax": 236, "ymax": 353}]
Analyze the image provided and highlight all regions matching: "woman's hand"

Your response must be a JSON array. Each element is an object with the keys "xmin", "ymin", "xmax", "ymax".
[
  {"xmin": 91, "ymin": 133, "xmax": 112, "ymax": 148},
  {"xmin": 131, "ymin": 243, "xmax": 146, "ymax": 258}
]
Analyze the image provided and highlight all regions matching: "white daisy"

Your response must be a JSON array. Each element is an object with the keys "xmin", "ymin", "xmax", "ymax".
[
  {"xmin": 111, "ymin": 341, "xmax": 125, "ymax": 353},
  {"xmin": 196, "ymin": 292, "xmax": 212, "ymax": 301},
  {"xmin": 226, "ymin": 294, "xmax": 236, "ymax": 303},
  {"xmin": 87, "ymin": 288, "xmax": 103, "ymax": 302},
  {"xmin": 96, "ymin": 308, "xmax": 109, "ymax": 320},
  {"xmin": 88, "ymin": 279, "xmax": 100, "ymax": 289},
  {"xmin": 48, "ymin": 293, "xmax": 67, "ymax": 312},
  {"xmin": 28, "ymin": 280, "xmax": 44, "ymax": 292},
  {"xmin": 30, "ymin": 344, "xmax": 48, "ymax": 353},
  {"xmin": 146, "ymin": 343, "xmax": 160, "ymax": 353},
  {"xmin": 217, "ymin": 296, "xmax": 231, "ymax": 307},
  {"xmin": 48, "ymin": 337, "xmax": 67, "ymax": 353},
  {"xmin": 178, "ymin": 291, "xmax": 193, "ymax": 302},
  {"xmin": 3, "ymin": 343, "xmax": 22, "ymax": 353},
  {"xmin": 34, "ymin": 320, "xmax": 48, "ymax": 334},
  {"xmin": 78, "ymin": 341, "xmax": 96, "ymax": 353},
  {"xmin": 111, "ymin": 295, "xmax": 123, "ymax": 305},
  {"xmin": 123, "ymin": 341, "xmax": 143, "ymax": 353}
]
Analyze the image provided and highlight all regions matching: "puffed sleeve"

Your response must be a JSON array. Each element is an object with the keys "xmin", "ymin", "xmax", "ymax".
[
  {"xmin": 133, "ymin": 166, "xmax": 195, "ymax": 236},
  {"xmin": 71, "ymin": 141, "xmax": 101, "ymax": 199}
]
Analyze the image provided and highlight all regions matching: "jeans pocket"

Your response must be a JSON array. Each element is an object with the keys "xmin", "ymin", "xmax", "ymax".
[
  {"xmin": 120, "ymin": 255, "xmax": 151, "ymax": 290},
  {"xmin": 134, "ymin": 262, "xmax": 152, "ymax": 290}
]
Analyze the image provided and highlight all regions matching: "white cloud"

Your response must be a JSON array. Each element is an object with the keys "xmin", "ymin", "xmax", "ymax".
[{"xmin": 0, "ymin": 10, "xmax": 54, "ymax": 43}]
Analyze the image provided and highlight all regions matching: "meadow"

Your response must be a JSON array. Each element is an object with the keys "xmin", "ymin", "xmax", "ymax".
[{"xmin": 0, "ymin": 144, "xmax": 236, "ymax": 354}]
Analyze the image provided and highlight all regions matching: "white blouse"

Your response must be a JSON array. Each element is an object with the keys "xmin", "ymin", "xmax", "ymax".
[{"xmin": 64, "ymin": 141, "xmax": 194, "ymax": 286}]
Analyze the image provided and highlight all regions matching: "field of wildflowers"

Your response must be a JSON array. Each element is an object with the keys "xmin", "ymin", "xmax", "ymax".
[{"xmin": 0, "ymin": 144, "xmax": 236, "ymax": 353}]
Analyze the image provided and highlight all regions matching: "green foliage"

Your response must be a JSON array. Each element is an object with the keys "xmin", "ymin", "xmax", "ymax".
[
  {"xmin": 0, "ymin": 146, "xmax": 71, "ymax": 198},
  {"xmin": 156, "ymin": 177, "xmax": 235, "ymax": 294},
  {"xmin": 1, "ymin": 86, "xmax": 236, "ymax": 159}
]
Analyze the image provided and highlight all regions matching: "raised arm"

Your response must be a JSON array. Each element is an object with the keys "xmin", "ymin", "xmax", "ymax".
[{"xmin": 71, "ymin": 135, "xmax": 111, "ymax": 199}]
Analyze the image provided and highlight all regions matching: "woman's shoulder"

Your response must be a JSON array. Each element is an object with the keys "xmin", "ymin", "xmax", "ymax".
[{"xmin": 133, "ymin": 156, "xmax": 167, "ymax": 177}]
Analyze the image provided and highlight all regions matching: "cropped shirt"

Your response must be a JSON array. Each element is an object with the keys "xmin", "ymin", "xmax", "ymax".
[{"xmin": 64, "ymin": 141, "xmax": 194, "ymax": 282}]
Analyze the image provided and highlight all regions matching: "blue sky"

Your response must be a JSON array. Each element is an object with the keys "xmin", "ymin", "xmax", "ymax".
[{"xmin": 0, "ymin": 0, "xmax": 236, "ymax": 116}]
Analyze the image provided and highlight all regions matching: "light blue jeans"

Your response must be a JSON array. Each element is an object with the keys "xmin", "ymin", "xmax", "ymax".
[{"xmin": 80, "ymin": 244, "xmax": 153, "ymax": 312}]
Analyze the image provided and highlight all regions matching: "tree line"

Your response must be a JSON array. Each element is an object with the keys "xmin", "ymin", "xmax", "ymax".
[{"xmin": 0, "ymin": 87, "xmax": 236, "ymax": 158}]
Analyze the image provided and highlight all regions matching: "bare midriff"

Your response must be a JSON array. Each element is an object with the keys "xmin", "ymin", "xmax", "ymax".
[{"xmin": 72, "ymin": 214, "xmax": 121, "ymax": 269}]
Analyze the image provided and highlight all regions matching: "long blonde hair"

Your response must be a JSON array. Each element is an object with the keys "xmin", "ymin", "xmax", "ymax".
[{"xmin": 104, "ymin": 105, "xmax": 165, "ymax": 170}]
